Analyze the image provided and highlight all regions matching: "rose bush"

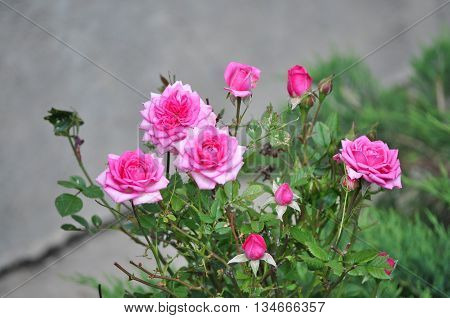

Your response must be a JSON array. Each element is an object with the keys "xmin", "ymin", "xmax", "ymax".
[{"xmin": 45, "ymin": 61, "xmax": 402, "ymax": 298}]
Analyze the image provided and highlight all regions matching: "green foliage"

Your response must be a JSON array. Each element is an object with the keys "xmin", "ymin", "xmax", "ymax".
[{"xmin": 358, "ymin": 208, "xmax": 450, "ymax": 297}]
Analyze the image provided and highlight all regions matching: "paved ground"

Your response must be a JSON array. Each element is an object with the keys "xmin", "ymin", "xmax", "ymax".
[{"xmin": 0, "ymin": 0, "xmax": 449, "ymax": 297}]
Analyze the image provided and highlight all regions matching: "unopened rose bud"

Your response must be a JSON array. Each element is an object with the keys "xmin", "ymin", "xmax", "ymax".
[
  {"xmin": 274, "ymin": 183, "xmax": 294, "ymax": 206},
  {"xmin": 318, "ymin": 76, "xmax": 333, "ymax": 96},
  {"xmin": 302, "ymin": 93, "xmax": 315, "ymax": 108},
  {"xmin": 242, "ymin": 233, "xmax": 267, "ymax": 260},
  {"xmin": 287, "ymin": 65, "xmax": 313, "ymax": 98},
  {"xmin": 342, "ymin": 176, "xmax": 359, "ymax": 191},
  {"xmin": 378, "ymin": 252, "xmax": 396, "ymax": 276}
]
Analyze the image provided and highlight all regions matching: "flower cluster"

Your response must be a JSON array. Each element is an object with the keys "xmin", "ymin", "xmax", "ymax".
[{"xmin": 45, "ymin": 59, "xmax": 405, "ymax": 297}]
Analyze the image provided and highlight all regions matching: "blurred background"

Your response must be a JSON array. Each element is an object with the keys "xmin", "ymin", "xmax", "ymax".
[{"xmin": 0, "ymin": 0, "xmax": 448, "ymax": 297}]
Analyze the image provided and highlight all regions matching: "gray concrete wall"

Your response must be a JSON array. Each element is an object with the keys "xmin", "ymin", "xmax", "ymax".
[{"xmin": 0, "ymin": 0, "xmax": 448, "ymax": 297}]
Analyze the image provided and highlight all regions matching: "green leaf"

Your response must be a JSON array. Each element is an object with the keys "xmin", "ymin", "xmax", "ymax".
[
  {"xmin": 347, "ymin": 249, "xmax": 379, "ymax": 265},
  {"xmin": 327, "ymin": 259, "xmax": 344, "ymax": 276},
  {"xmin": 224, "ymin": 182, "xmax": 233, "ymax": 199},
  {"xmin": 60, "ymin": 224, "xmax": 82, "ymax": 231},
  {"xmin": 211, "ymin": 201, "xmax": 222, "ymax": 220},
  {"xmin": 300, "ymin": 255, "xmax": 325, "ymax": 270},
  {"xmin": 240, "ymin": 224, "xmax": 252, "ymax": 235},
  {"xmin": 312, "ymin": 121, "xmax": 331, "ymax": 148},
  {"xmin": 306, "ymin": 241, "xmax": 330, "ymax": 261},
  {"xmin": 261, "ymin": 105, "xmax": 279, "ymax": 130},
  {"xmin": 247, "ymin": 120, "xmax": 262, "ymax": 139},
  {"xmin": 167, "ymin": 214, "xmax": 177, "ymax": 222},
  {"xmin": 71, "ymin": 215, "xmax": 89, "ymax": 229},
  {"xmin": 173, "ymin": 286, "xmax": 189, "ymax": 297},
  {"xmin": 55, "ymin": 193, "xmax": 83, "ymax": 217},
  {"xmin": 215, "ymin": 227, "xmax": 231, "ymax": 235},
  {"xmin": 367, "ymin": 267, "xmax": 390, "ymax": 280},
  {"xmin": 44, "ymin": 108, "xmax": 84, "ymax": 137},
  {"xmin": 290, "ymin": 227, "xmax": 314, "ymax": 245},
  {"xmin": 251, "ymin": 221, "xmax": 264, "ymax": 233},
  {"xmin": 57, "ymin": 176, "xmax": 86, "ymax": 190},
  {"xmin": 241, "ymin": 184, "xmax": 264, "ymax": 201},
  {"xmin": 170, "ymin": 195, "xmax": 184, "ymax": 212},
  {"xmin": 269, "ymin": 130, "xmax": 291, "ymax": 148},
  {"xmin": 198, "ymin": 212, "xmax": 214, "ymax": 224},
  {"xmin": 140, "ymin": 215, "xmax": 157, "ymax": 229},
  {"xmin": 91, "ymin": 215, "xmax": 102, "ymax": 228},
  {"xmin": 82, "ymin": 185, "xmax": 104, "ymax": 198}
]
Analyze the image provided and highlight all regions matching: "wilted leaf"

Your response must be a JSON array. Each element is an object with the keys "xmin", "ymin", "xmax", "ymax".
[{"xmin": 44, "ymin": 108, "xmax": 84, "ymax": 137}]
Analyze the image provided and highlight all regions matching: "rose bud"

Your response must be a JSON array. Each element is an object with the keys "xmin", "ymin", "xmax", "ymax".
[
  {"xmin": 342, "ymin": 176, "xmax": 359, "ymax": 191},
  {"xmin": 318, "ymin": 76, "xmax": 333, "ymax": 96},
  {"xmin": 228, "ymin": 233, "xmax": 277, "ymax": 276},
  {"xmin": 378, "ymin": 252, "xmax": 397, "ymax": 276},
  {"xmin": 224, "ymin": 62, "xmax": 261, "ymax": 98},
  {"xmin": 267, "ymin": 182, "xmax": 300, "ymax": 220},
  {"xmin": 302, "ymin": 93, "xmax": 315, "ymax": 108},
  {"xmin": 242, "ymin": 233, "xmax": 267, "ymax": 260},
  {"xmin": 287, "ymin": 65, "xmax": 313, "ymax": 98},
  {"xmin": 275, "ymin": 183, "xmax": 294, "ymax": 205}
]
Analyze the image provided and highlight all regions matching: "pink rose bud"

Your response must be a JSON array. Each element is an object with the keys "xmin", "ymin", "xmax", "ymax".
[
  {"xmin": 379, "ymin": 252, "xmax": 396, "ymax": 276},
  {"xmin": 318, "ymin": 76, "xmax": 333, "ymax": 96},
  {"xmin": 287, "ymin": 65, "xmax": 313, "ymax": 98},
  {"xmin": 342, "ymin": 176, "xmax": 359, "ymax": 191},
  {"xmin": 224, "ymin": 62, "xmax": 261, "ymax": 98},
  {"xmin": 242, "ymin": 234, "xmax": 267, "ymax": 260},
  {"xmin": 274, "ymin": 183, "xmax": 294, "ymax": 206}
]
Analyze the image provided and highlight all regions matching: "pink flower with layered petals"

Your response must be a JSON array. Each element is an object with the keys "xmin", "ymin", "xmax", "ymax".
[
  {"xmin": 334, "ymin": 136, "xmax": 402, "ymax": 190},
  {"xmin": 242, "ymin": 234, "xmax": 267, "ymax": 260},
  {"xmin": 140, "ymin": 81, "xmax": 216, "ymax": 154},
  {"xmin": 287, "ymin": 65, "xmax": 312, "ymax": 98},
  {"xmin": 224, "ymin": 62, "xmax": 261, "ymax": 97},
  {"xmin": 96, "ymin": 149, "xmax": 169, "ymax": 204},
  {"xmin": 173, "ymin": 126, "xmax": 246, "ymax": 190}
]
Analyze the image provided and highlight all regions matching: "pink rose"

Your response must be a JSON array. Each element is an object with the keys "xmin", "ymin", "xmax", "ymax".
[
  {"xmin": 287, "ymin": 65, "xmax": 312, "ymax": 98},
  {"xmin": 174, "ymin": 126, "xmax": 246, "ymax": 189},
  {"xmin": 224, "ymin": 62, "xmax": 261, "ymax": 97},
  {"xmin": 242, "ymin": 234, "xmax": 267, "ymax": 260},
  {"xmin": 378, "ymin": 252, "xmax": 397, "ymax": 276},
  {"xmin": 96, "ymin": 149, "xmax": 169, "ymax": 204},
  {"xmin": 334, "ymin": 136, "xmax": 402, "ymax": 190},
  {"xmin": 274, "ymin": 183, "xmax": 294, "ymax": 206},
  {"xmin": 140, "ymin": 81, "xmax": 216, "ymax": 154}
]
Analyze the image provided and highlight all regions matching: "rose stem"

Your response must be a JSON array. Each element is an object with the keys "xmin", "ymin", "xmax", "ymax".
[
  {"xmin": 114, "ymin": 262, "xmax": 177, "ymax": 297},
  {"xmin": 130, "ymin": 201, "xmax": 164, "ymax": 274},
  {"xmin": 233, "ymin": 97, "xmax": 242, "ymax": 137},
  {"xmin": 166, "ymin": 152, "xmax": 170, "ymax": 178}
]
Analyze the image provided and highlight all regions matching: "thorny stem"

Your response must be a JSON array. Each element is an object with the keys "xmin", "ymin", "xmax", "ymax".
[
  {"xmin": 114, "ymin": 262, "xmax": 177, "ymax": 297},
  {"xmin": 335, "ymin": 191, "xmax": 349, "ymax": 249},
  {"xmin": 225, "ymin": 206, "xmax": 241, "ymax": 254},
  {"xmin": 130, "ymin": 201, "xmax": 165, "ymax": 275},
  {"xmin": 67, "ymin": 136, "xmax": 119, "ymax": 219},
  {"xmin": 130, "ymin": 261, "xmax": 204, "ymax": 292}
]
